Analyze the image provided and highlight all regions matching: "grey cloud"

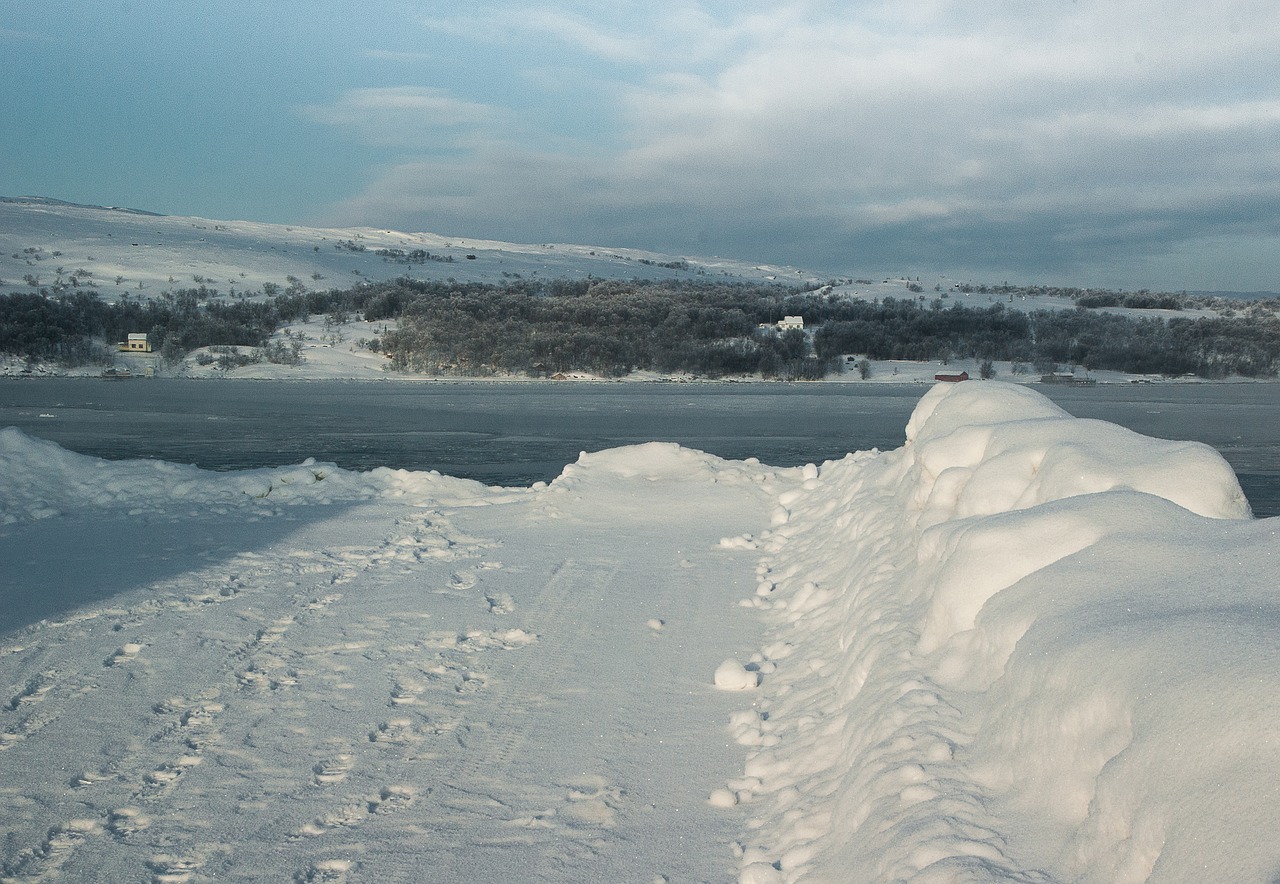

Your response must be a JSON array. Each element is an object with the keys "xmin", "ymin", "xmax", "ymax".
[{"xmin": 319, "ymin": 1, "xmax": 1280, "ymax": 289}]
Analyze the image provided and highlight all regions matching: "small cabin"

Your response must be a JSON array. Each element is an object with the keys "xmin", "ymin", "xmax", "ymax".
[
  {"xmin": 934, "ymin": 371, "xmax": 969, "ymax": 382},
  {"xmin": 777, "ymin": 315, "xmax": 805, "ymax": 331},
  {"xmin": 118, "ymin": 333, "xmax": 152, "ymax": 353}
]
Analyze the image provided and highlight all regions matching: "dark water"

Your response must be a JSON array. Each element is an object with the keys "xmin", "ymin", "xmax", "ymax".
[{"xmin": 2, "ymin": 379, "xmax": 1278, "ymax": 516}]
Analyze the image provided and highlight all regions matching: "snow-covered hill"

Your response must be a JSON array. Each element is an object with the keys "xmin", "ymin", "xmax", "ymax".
[{"xmin": 0, "ymin": 196, "xmax": 834, "ymax": 298}]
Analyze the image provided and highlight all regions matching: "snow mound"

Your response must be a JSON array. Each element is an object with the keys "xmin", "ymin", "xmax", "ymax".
[
  {"xmin": 0, "ymin": 426, "xmax": 501, "ymax": 524},
  {"xmin": 728, "ymin": 381, "xmax": 1277, "ymax": 882},
  {"xmin": 556, "ymin": 441, "xmax": 775, "ymax": 486},
  {"xmin": 544, "ymin": 441, "xmax": 785, "ymax": 524}
]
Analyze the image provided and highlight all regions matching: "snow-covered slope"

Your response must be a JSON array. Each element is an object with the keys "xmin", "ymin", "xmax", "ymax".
[
  {"xmin": 0, "ymin": 196, "xmax": 829, "ymax": 298},
  {"xmin": 2, "ymin": 383, "xmax": 1277, "ymax": 882}
]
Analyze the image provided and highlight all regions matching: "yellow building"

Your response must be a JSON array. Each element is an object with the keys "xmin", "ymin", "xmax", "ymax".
[{"xmin": 118, "ymin": 333, "xmax": 152, "ymax": 352}]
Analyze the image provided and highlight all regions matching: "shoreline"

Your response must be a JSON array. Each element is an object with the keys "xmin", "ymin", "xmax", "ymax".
[{"xmin": 2, "ymin": 363, "xmax": 1271, "ymax": 386}]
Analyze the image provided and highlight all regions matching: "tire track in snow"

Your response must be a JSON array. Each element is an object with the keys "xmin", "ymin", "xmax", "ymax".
[
  {"xmin": 453, "ymin": 557, "xmax": 584, "ymax": 777},
  {"xmin": 356, "ymin": 552, "xmax": 630, "ymax": 882}
]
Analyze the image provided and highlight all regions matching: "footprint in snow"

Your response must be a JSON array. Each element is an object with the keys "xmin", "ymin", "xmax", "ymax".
[
  {"xmin": 0, "ymin": 709, "xmax": 56, "ymax": 751},
  {"xmin": 449, "ymin": 570, "xmax": 477, "ymax": 591},
  {"xmin": 304, "ymin": 593, "xmax": 343, "ymax": 612},
  {"xmin": 367, "ymin": 784, "xmax": 416, "ymax": 814},
  {"xmin": 5, "ymin": 818, "xmax": 102, "ymax": 880},
  {"xmin": 485, "ymin": 592, "xmax": 514, "ymax": 614},
  {"xmin": 388, "ymin": 679, "xmax": 425, "ymax": 707},
  {"xmin": 296, "ymin": 858, "xmax": 356, "ymax": 882},
  {"xmin": 296, "ymin": 785, "xmax": 418, "ymax": 837},
  {"xmin": 108, "ymin": 807, "xmax": 152, "ymax": 839},
  {"xmin": 455, "ymin": 670, "xmax": 489, "ymax": 694},
  {"xmin": 368, "ymin": 717, "xmax": 419, "ymax": 746},
  {"xmin": 312, "ymin": 754, "xmax": 355, "ymax": 786},
  {"xmin": 146, "ymin": 851, "xmax": 205, "ymax": 883},
  {"xmin": 509, "ymin": 775, "xmax": 625, "ymax": 830},
  {"xmin": 6, "ymin": 670, "xmax": 57, "ymax": 709},
  {"xmin": 105, "ymin": 642, "xmax": 145, "ymax": 666}
]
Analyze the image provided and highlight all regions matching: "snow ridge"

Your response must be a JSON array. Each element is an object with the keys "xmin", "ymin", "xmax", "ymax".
[{"xmin": 728, "ymin": 382, "xmax": 1274, "ymax": 882}]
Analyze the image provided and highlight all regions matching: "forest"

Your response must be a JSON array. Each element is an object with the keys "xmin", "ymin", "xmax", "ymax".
[{"xmin": 2, "ymin": 278, "xmax": 1279, "ymax": 380}]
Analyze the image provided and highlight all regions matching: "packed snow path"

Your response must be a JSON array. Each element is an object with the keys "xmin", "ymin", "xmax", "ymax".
[
  {"xmin": 0, "ymin": 439, "xmax": 785, "ymax": 882},
  {"xmin": 3, "ymin": 382, "xmax": 1280, "ymax": 883}
]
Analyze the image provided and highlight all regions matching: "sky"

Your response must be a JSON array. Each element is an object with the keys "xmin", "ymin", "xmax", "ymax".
[{"xmin": 3, "ymin": 0, "xmax": 1279, "ymax": 291}]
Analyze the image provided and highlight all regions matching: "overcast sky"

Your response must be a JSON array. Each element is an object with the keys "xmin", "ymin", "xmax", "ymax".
[{"xmin": 3, "ymin": 1, "xmax": 1279, "ymax": 290}]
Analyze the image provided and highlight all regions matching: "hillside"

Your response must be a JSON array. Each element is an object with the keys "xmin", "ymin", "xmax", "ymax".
[
  {"xmin": 0, "ymin": 196, "xmax": 832, "ymax": 298},
  {"xmin": 7, "ymin": 196, "xmax": 1273, "ymax": 320}
]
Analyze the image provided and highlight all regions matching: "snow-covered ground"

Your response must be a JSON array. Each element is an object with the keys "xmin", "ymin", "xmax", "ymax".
[
  {"xmin": 2, "ymin": 382, "xmax": 1276, "ymax": 882},
  {"xmin": 0, "ymin": 197, "xmax": 832, "ymax": 298}
]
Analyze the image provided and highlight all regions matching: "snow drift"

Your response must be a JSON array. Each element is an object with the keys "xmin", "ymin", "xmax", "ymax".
[
  {"xmin": 729, "ymin": 382, "xmax": 1278, "ymax": 883},
  {"xmin": 2, "ymin": 381, "xmax": 1278, "ymax": 883}
]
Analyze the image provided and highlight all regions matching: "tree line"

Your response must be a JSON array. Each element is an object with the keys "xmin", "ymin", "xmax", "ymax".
[
  {"xmin": 2, "ymin": 278, "xmax": 1279, "ymax": 379},
  {"xmin": 367, "ymin": 278, "xmax": 828, "ymax": 378}
]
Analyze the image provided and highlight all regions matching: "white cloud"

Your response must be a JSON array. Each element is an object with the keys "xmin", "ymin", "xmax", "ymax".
[
  {"xmin": 419, "ymin": 7, "xmax": 646, "ymax": 62},
  {"xmin": 517, "ymin": 8, "xmax": 650, "ymax": 63}
]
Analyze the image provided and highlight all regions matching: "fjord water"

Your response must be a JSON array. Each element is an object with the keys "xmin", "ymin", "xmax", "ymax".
[{"xmin": 3, "ymin": 379, "xmax": 1278, "ymax": 515}]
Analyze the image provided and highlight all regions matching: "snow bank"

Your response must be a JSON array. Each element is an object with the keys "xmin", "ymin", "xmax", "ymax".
[
  {"xmin": 728, "ymin": 381, "xmax": 1277, "ymax": 882},
  {"xmin": 0, "ymin": 426, "xmax": 506, "ymax": 525}
]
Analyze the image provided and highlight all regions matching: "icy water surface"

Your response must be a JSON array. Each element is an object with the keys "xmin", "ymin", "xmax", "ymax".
[{"xmin": 3, "ymin": 379, "xmax": 1278, "ymax": 515}]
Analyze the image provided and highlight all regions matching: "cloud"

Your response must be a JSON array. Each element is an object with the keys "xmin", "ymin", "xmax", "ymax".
[
  {"xmin": 417, "ymin": 2, "xmax": 782, "ymax": 67},
  {"xmin": 318, "ymin": 0, "xmax": 1280, "ymax": 288},
  {"xmin": 298, "ymin": 87, "xmax": 509, "ymax": 150},
  {"xmin": 420, "ymin": 8, "xmax": 645, "ymax": 62},
  {"xmin": 517, "ymin": 8, "xmax": 650, "ymax": 63}
]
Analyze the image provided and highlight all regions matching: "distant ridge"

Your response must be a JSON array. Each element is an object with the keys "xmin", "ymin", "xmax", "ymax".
[
  {"xmin": 0, "ymin": 194, "xmax": 827, "ymax": 296},
  {"xmin": 0, "ymin": 195, "xmax": 163, "ymax": 217},
  {"xmin": 2, "ymin": 196, "xmax": 1271, "ymax": 301}
]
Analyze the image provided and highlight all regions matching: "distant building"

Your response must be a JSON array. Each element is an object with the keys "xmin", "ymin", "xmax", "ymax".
[
  {"xmin": 118, "ymin": 333, "xmax": 152, "ymax": 353},
  {"xmin": 934, "ymin": 371, "xmax": 969, "ymax": 382},
  {"xmin": 777, "ymin": 315, "xmax": 805, "ymax": 331}
]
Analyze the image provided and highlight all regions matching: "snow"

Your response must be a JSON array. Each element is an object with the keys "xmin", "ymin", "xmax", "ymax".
[
  {"xmin": 0, "ymin": 197, "xmax": 828, "ymax": 301},
  {"xmin": 2, "ymin": 382, "xmax": 1278, "ymax": 882}
]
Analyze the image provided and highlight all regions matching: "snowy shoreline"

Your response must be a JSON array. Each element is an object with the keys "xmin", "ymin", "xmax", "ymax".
[
  {"xmin": 5, "ymin": 352, "xmax": 1270, "ymax": 386},
  {"xmin": 2, "ymin": 382, "xmax": 1277, "ymax": 882},
  {"xmin": 5, "ymin": 317, "xmax": 1270, "ymax": 386}
]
